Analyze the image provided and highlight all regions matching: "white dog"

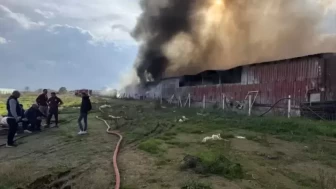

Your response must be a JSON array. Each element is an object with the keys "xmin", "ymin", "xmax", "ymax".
[{"xmin": 202, "ymin": 133, "xmax": 222, "ymax": 143}]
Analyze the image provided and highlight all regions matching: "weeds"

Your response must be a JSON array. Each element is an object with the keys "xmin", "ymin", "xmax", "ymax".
[
  {"xmin": 0, "ymin": 161, "xmax": 35, "ymax": 188},
  {"xmin": 246, "ymin": 134, "xmax": 271, "ymax": 147},
  {"xmin": 284, "ymin": 171, "xmax": 318, "ymax": 188},
  {"xmin": 181, "ymin": 150, "xmax": 243, "ymax": 179},
  {"xmin": 181, "ymin": 180, "xmax": 212, "ymax": 189},
  {"xmin": 155, "ymin": 158, "xmax": 172, "ymax": 166},
  {"xmin": 166, "ymin": 140, "xmax": 190, "ymax": 148},
  {"xmin": 318, "ymin": 169, "xmax": 336, "ymax": 189},
  {"xmin": 197, "ymin": 151, "xmax": 243, "ymax": 179},
  {"xmin": 138, "ymin": 139, "xmax": 165, "ymax": 154}
]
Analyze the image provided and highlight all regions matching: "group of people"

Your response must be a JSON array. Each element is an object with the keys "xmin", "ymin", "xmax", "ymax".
[{"xmin": 2, "ymin": 89, "xmax": 92, "ymax": 148}]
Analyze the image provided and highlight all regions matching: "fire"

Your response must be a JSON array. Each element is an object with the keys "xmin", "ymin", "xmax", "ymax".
[
  {"xmin": 133, "ymin": 0, "xmax": 336, "ymax": 82},
  {"xmin": 215, "ymin": 0, "xmax": 223, "ymax": 6}
]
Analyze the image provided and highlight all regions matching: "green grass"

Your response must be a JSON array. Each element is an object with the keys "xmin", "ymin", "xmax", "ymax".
[
  {"xmin": 0, "ymin": 93, "xmax": 96, "ymax": 115},
  {"xmin": 181, "ymin": 180, "xmax": 212, "ymax": 189},
  {"xmin": 172, "ymin": 110, "xmax": 336, "ymax": 142},
  {"xmin": 138, "ymin": 139, "xmax": 166, "ymax": 154},
  {"xmin": 196, "ymin": 150, "xmax": 243, "ymax": 179}
]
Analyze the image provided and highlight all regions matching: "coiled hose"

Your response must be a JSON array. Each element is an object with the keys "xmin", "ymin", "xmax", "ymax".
[{"xmin": 96, "ymin": 107, "xmax": 123, "ymax": 189}]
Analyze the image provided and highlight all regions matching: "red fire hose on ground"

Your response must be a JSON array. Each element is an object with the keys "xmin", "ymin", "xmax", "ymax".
[{"xmin": 96, "ymin": 107, "xmax": 123, "ymax": 189}]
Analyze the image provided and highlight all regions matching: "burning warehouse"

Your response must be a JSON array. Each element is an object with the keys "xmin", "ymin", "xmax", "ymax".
[
  {"xmin": 125, "ymin": 53, "xmax": 336, "ymax": 118},
  {"xmin": 127, "ymin": 0, "xmax": 336, "ymax": 118}
]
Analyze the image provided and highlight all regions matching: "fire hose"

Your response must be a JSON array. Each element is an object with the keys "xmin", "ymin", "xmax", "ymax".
[
  {"xmin": 0, "ymin": 108, "xmax": 123, "ymax": 189},
  {"xmin": 96, "ymin": 106, "xmax": 123, "ymax": 189}
]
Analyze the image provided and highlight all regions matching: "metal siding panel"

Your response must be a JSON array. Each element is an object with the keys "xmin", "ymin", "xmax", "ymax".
[
  {"xmin": 288, "ymin": 60, "xmax": 295, "ymax": 82},
  {"xmin": 274, "ymin": 63, "xmax": 278, "ymax": 82},
  {"xmin": 241, "ymin": 67, "xmax": 248, "ymax": 85},
  {"xmin": 299, "ymin": 58, "xmax": 304, "ymax": 80}
]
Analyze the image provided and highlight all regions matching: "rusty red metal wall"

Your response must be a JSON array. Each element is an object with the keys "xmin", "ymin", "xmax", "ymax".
[
  {"xmin": 160, "ymin": 54, "xmax": 327, "ymax": 108},
  {"xmin": 324, "ymin": 54, "xmax": 336, "ymax": 101}
]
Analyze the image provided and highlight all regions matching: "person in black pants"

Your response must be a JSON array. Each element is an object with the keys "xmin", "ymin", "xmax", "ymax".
[
  {"xmin": 78, "ymin": 92, "xmax": 92, "ymax": 135},
  {"xmin": 25, "ymin": 104, "xmax": 45, "ymax": 131},
  {"xmin": 6, "ymin": 90, "xmax": 22, "ymax": 147},
  {"xmin": 19, "ymin": 104, "xmax": 32, "ymax": 134},
  {"xmin": 46, "ymin": 92, "xmax": 63, "ymax": 128}
]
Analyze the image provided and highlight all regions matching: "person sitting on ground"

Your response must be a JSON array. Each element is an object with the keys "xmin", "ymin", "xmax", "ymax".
[
  {"xmin": 46, "ymin": 92, "xmax": 63, "ymax": 128},
  {"xmin": 6, "ymin": 90, "xmax": 22, "ymax": 147},
  {"xmin": 78, "ymin": 92, "xmax": 92, "ymax": 135},
  {"xmin": 24, "ymin": 104, "xmax": 45, "ymax": 132},
  {"xmin": 18, "ymin": 104, "xmax": 32, "ymax": 134}
]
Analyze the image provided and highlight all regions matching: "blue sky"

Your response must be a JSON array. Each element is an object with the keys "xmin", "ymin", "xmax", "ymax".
[{"xmin": 0, "ymin": 0, "xmax": 141, "ymax": 90}]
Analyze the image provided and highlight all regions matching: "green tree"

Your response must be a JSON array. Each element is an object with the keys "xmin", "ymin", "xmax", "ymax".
[
  {"xmin": 58, "ymin": 87, "xmax": 67, "ymax": 94},
  {"xmin": 24, "ymin": 86, "xmax": 30, "ymax": 92}
]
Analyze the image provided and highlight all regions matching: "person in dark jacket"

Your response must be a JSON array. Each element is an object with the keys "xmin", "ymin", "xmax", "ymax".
[
  {"xmin": 6, "ymin": 90, "xmax": 21, "ymax": 147},
  {"xmin": 24, "ymin": 104, "xmax": 45, "ymax": 132},
  {"xmin": 46, "ymin": 92, "xmax": 63, "ymax": 128},
  {"xmin": 36, "ymin": 89, "xmax": 48, "ymax": 117},
  {"xmin": 78, "ymin": 92, "xmax": 92, "ymax": 135},
  {"xmin": 19, "ymin": 104, "xmax": 32, "ymax": 134}
]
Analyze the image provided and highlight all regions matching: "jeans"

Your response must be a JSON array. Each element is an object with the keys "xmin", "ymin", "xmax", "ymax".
[
  {"xmin": 7, "ymin": 118, "xmax": 18, "ymax": 145},
  {"xmin": 78, "ymin": 112, "xmax": 88, "ymax": 131}
]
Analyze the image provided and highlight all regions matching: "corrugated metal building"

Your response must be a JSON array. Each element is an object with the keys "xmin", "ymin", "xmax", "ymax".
[{"xmin": 137, "ymin": 53, "xmax": 336, "ymax": 116}]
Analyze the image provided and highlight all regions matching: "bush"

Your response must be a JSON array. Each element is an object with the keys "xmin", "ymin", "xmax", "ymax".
[
  {"xmin": 138, "ymin": 139, "xmax": 165, "ymax": 154},
  {"xmin": 181, "ymin": 151, "xmax": 243, "ymax": 179},
  {"xmin": 197, "ymin": 151, "xmax": 243, "ymax": 179},
  {"xmin": 181, "ymin": 180, "xmax": 212, "ymax": 189}
]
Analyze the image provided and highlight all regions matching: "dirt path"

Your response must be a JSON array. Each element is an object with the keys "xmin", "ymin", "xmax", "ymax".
[{"xmin": 0, "ymin": 114, "xmax": 118, "ymax": 189}]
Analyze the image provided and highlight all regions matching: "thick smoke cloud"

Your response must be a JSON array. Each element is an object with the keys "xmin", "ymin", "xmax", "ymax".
[{"xmin": 133, "ymin": 0, "xmax": 336, "ymax": 83}]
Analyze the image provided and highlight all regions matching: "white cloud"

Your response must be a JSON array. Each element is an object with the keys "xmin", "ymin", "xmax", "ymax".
[
  {"xmin": 0, "ymin": 4, "xmax": 45, "ymax": 30},
  {"xmin": 0, "ymin": 0, "xmax": 140, "ymax": 44},
  {"xmin": 0, "ymin": 0, "xmax": 140, "ymax": 89},
  {"xmin": 34, "ymin": 9, "xmax": 54, "ymax": 19},
  {"xmin": 0, "ymin": 36, "xmax": 8, "ymax": 44}
]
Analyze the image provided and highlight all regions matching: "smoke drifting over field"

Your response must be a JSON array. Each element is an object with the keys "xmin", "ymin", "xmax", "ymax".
[{"xmin": 132, "ymin": 0, "xmax": 336, "ymax": 83}]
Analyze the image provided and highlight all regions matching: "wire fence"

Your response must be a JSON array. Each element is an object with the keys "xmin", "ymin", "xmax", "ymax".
[{"xmin": 117, "ymin": 92, "xmax": 336, "ymax": 121}]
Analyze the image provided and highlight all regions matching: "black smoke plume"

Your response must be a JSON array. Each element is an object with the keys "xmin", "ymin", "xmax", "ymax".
[
  {"xmin": 132, "ymin": 0, "xmax": 336, "ymax": 84},
  {"xmin": 132, "ymin": 0, "xmax": 195, "ymax": 83}
]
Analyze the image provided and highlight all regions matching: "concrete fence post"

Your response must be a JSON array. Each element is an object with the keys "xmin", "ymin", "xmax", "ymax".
[
  {"xmin": 248, "ymin": 94, "xmax": 252, "ymax": 116},
  {"xmin": 188, "ymin": 93, "xmax": 191, "ymax": 108},
  {"xmin": 288, "ymin": 95, "xmax": 291, "ymax": 118},
  {"xmin": 222, "ymin": 93, "xmax": 225, "ymax": 111},
  {"xmin": 203, "ymin": 95, "xmax": 206, "ymax": 109},
  {"xmin": 178, "ymin": 96, "xmax": 182, "ymax": 107}
]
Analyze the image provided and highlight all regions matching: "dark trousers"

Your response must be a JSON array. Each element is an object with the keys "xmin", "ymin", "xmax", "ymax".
[
  {"xmin": 7, "ymin": 118, "xmax": 18, "ymax": 145},
  {"xmin": 22, "ymin": 120, "xmax": 29, "ymax": 130},
  {"xmin": 28, "ymin": 119, "xmax": 42, "ymax": 131},
  {"xmin": 47, "ymin": 109, "xmax": 58, "ymax": 126},
  {"xmin": 78, "ymin": 112, "xmax": 88, "ymax": 131}
]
